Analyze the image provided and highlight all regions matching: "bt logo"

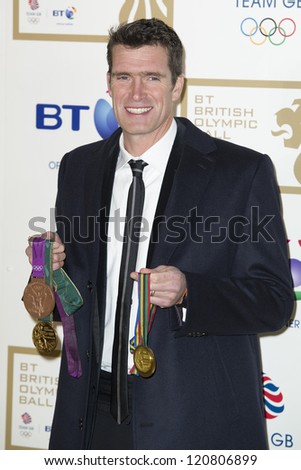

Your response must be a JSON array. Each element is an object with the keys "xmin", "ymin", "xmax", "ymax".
[
  {"xmin": 288, "ymin": 239, "xmax": 301, "ymax": 300},
  {"xmin": 36, "ymin": 99, "xmax": 119, "ymax": 139},
  {"xmin": 65, "ymin": 7, "xmax": 76, "ymax": 19},
  {"xmin": 290, "ymin": 257, "xmax": 301, "ymax": 300},
  {"xmin": 94, "ymin": 99, "xmax": 119, "ymax": 139},
  {"xmin": 53, "ymin": 7, "xmax": 77, "ymax": 19}
]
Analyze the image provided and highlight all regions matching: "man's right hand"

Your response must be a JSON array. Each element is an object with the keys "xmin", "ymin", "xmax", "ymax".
[{"xmin": 25, "ymin": 231, "xmax": 66, "ymax": 271}]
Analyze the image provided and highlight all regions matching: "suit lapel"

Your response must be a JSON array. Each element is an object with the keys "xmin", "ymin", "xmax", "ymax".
[
  {"xmin": 146, "ymin": 123, "xmax": 183, "ymax": 265},
  {"xmin": 148, "ymin": 119, "xmax": 216, "ymax": 267}
]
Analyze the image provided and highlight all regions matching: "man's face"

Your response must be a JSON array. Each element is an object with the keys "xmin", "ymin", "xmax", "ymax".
[{"xmin": 107, "ymin": 44, "xmax": 184, "ymax": 154}]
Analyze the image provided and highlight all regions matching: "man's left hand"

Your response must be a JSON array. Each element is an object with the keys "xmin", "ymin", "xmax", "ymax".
[{"xmin": 130, "ymin": 265, "xmax": 187, "ymax": 308}]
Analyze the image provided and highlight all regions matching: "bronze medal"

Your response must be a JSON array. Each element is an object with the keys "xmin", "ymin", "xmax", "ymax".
[
  {"xmin": 23, "ymin": 277, "xmax": 55, "ymax": 319},
  {"xmin": 32, "ymin": 321, "xmax": 58, "ymax": 354},
  {"xmin": 134, "ymin": 345, "xmax": 156, "ymax": 378}
]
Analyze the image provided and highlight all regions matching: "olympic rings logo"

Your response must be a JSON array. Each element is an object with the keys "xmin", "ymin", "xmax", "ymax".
[
  {"xmin": 240, "ymin": 17, "xmax": 296, "ymax": 46},
  {"xmin": 27, "ymin": 17, "xmax": 40, "ymax": 24},
  {"xmin": 20, "ymin": 431, "xmax": 32, "ymax": 438},
  {"xmin": 33, "ymin": 264, "xmax": 43, "ymax": 271}
]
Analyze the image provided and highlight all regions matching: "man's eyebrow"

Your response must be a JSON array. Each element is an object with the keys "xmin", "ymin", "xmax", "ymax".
[
  {"xmin": 111, "ymin": 71, "xmax": 166, "ymax": 77},
  {"xmin": 143, "ymin": 71, "xmax": 166, "ymax": 77},
  {"xmin": 111, "ymin": 71, "xmax": 128, "ymax": 76}
]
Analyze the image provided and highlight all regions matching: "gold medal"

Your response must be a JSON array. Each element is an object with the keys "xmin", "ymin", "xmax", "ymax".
[
  {"xmin": 23, "ymin": 277, "xmax": 55, "ymax": 319},
  {"xmin": 32, "ymin": 321, "xmax": 58, "ymax": 354},
  {"xmin": 134, "ymin": 345, "xmax": 156, "ymax": 378},
  {"xmin": 131, "ymin": 274, "xmax": 158, "ymax": 378}
]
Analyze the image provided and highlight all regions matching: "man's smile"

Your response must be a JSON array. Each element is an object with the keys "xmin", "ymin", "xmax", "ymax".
[{"xmin": 125, "ymin": 107, "xmax": 152, "ymax": 114}]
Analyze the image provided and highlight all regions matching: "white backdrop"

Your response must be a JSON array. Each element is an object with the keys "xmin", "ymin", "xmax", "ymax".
[{"xmin": 1, "ymin": 0, "xmax": 300, "ymax": 450}]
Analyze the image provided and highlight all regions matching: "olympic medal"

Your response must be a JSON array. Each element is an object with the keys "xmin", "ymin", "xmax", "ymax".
[
  {"xmin": 134, "ymin": 345, "xmax": 156, "ymax": 378},
  {"xmin": 32, "ymin": 321, "xmax": 58, "ymax": 354},
  {"xmin": 23, "ymin": 277, "xmax": 55, "ymax": 319}
]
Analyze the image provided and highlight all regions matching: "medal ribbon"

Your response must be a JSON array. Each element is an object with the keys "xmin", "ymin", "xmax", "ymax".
[
  {"xmin": 42, "ymin": 238, "xmax": 54, "ymax": 323},
  {"xmin": 45, "ymin": 239, "xmax": 82, "ymax": 378},
  {"xmin": 32, "ymin": 237, "xmax": 46, "ymax": 278},
  {"xmin": 54, "ymin": 292, "xmax": 82, "ymax": 378},
  {"xmin": 31, "ymin": 237, "xmax": 54, "ymax": 323},
  {"xmin": 30, "ymin": 238, "xmax": 82, "ymax": 378},
  {"xmin": 130, "ymin": 273, "xmax": 157, "ymax": 375}
]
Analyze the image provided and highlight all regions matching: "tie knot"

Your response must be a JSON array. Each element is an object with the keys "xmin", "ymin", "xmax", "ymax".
[{"xmin": 128, "ymin": 159, "xmax": 148, "ymax": 178}]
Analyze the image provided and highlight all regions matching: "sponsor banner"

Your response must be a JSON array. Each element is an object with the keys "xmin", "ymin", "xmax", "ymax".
[
  {"xmin": 181, "ymin": 79, "xmax": 301, "ymax": 194},
  {"xmin": 261, "ymin": 331, "xmax": 301, "ymax": 449},
  {"xmin": 174, "ymin": 0, "xmax": 301, "ymax": 81},
  {"xmin": 6, "ymin": 346, "xmax": 60, "ymax": 450},
  {"xmin": 14, "ymin": 0, "xmax": 174, "ymax": 41}
]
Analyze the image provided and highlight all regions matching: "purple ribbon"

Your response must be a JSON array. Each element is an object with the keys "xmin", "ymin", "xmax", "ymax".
[
  {"xmin": 55, "ymin": 291, "xmax": 82, "ymax": 378},
  {"xmin": 32, "ymin": 237, "xmax": 45, "ymax": 277}
]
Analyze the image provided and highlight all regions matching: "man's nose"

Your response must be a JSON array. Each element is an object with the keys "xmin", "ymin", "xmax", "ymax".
[{"xmin": 131, "ymin": 78, "xmax": 146, "ymax": 100}]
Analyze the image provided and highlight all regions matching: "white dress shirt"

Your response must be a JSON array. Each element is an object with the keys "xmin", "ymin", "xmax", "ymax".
[{"xmin": 101, "ymin": 119, "xmax": 177, "ymax": 372}]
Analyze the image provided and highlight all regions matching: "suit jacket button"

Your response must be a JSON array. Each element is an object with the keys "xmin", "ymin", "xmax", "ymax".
[
  {"xmin": 79, "ymin": 418, "xmax": 83, "ymax": 430},
  {"xmin": 87, "ymin": 280, "xmax": 93, "ymax": 292}
]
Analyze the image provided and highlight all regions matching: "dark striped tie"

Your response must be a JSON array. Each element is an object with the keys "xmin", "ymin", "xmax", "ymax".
[{"xmin": 111, "ymin": 159, "xmax": 148, "ymax": 424}]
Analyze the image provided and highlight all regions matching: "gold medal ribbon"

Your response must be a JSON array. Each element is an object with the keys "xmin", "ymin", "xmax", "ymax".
[
  {"xmin": 130, "ymin": 273, "xmax": 157, "ymax": 377},
  {"xmin": 31, "ymin": 239, "xmax": 58, "ymax": 354}
]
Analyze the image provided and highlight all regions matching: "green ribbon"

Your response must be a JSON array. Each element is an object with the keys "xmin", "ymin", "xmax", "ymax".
[{"xmin": 44, "ymin": 240, "xmax": 83, "ymax": 316}]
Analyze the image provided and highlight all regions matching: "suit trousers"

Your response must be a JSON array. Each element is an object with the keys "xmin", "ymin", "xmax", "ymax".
[{"xmin": 90, "ymin": 370, "xmax": 134, "ymax": 450}]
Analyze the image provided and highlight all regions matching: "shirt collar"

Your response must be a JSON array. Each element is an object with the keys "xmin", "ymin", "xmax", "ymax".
[{"xmin": 117, "ymin": 119, "xmax": 177, "ymax": 173}]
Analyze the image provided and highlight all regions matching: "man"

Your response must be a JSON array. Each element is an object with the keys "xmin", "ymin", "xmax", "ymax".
[{"xmin": 26, "ymin": 18, "xmax": 294, "ymax": 449}]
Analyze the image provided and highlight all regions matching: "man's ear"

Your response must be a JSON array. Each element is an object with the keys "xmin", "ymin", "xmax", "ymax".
[
  {"xmin": 172, "ymin": 74, "xmax": 185, "ymax": 102},
  {"xmin": 106, "ymin": 72, "xmax": 112, "ymax": 97}
]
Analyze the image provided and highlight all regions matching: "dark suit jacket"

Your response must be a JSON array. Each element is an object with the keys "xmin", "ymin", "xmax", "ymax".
[{"xmin": 50, "ymin": 117, "xmax": 294, "ymax": 450}]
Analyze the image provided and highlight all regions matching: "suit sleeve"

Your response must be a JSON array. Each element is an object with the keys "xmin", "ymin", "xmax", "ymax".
[{"xmin": 177, "ymin": 155, "xmax": 295, "ymax": 336}]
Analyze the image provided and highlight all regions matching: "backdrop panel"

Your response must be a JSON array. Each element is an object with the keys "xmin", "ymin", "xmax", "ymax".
[{"xmin": 1, "ymin": 0, "xmax": 300, "ymax": 450}]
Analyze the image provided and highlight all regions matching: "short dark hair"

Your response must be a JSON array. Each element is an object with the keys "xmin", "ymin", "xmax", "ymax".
[{"xmin": 107, "ymin": 18, "xmax": 184, "ymax": 85}]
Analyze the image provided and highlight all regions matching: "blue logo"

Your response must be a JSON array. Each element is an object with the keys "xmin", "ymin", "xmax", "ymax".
[
  {"xmin": 288, "ymin": 239, "xmax": 301, "ymax": 301},
  {"xmin": 94, "ymin": 99, "xmax": 119, "ymax": 139},
  {"xmin": 65, "ymin": 7, "xmax": 76, "ymax": 20},
  {"xmin": 36, "ymin": 97, "xmax": 119, "ymax": 139}
]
